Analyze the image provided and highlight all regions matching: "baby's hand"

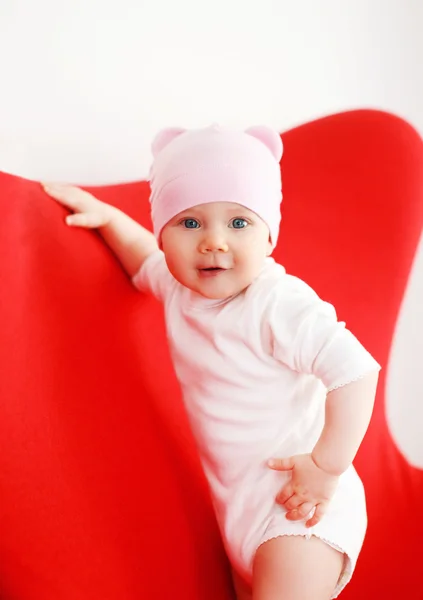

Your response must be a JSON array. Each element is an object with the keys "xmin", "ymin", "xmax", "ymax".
[
  {"xmin": 42, "ymin": 183, "xmax": 114, "ymax": 229},
  {"xmin": 268, "ymin": 453, "xmax": 339, "ymax": 527}
]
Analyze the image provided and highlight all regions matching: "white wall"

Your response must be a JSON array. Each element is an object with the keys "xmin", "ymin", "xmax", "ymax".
[{"xmin": 1, "ymin": 0, "xmax": 422, "ymax": 466}]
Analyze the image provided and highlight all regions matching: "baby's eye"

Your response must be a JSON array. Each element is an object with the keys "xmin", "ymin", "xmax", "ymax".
[
  {"xmin": 230, "ymin": 218, "xmax": 248, "ymax": 229},
  {"xmin": 182, "ymin": 218, "xmax": 200, "ymax": 229}
]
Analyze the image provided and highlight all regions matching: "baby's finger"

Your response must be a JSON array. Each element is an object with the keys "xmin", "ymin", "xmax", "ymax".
[
  {"xmin": 42, "ymin": 183, "xmax": 95, "ymax": 211},
  {"xmin": 275, "ymin": 484, "xmax": 294, "ymax": 506},
  {"xmin": 286, "ymin": 502, "xmax": 314, "ymax": 521},
  {"xmin": 306, "ymin": 503, "xmax": 326, "ymax": 528},
  {"xmin": 284, "ymin": 494, "xmax": 303, "ymax": 511},
  {"xmin": 66, "ymin": 213, "xmax": 105, "ymax": 228},
  {"xmin": 268, "ymin": 456, "xmax": 295, "ymax": 471}
]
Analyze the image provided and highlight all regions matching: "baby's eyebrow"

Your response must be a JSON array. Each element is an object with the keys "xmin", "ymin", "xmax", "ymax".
[
  {"xmin": 225, "ymin": 210, "xmax": 255, "ymax": 219},
  {"xmin": 175, "ymin": 210, "xmax": 200, "ymax": 217},
  {"xmin": 224, "ymin": 204, "xmax": 255, "ymax": 214}
]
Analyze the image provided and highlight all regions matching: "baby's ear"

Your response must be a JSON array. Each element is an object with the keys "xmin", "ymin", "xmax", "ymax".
[
  {"xmin": 245, "ymin": 126, "xmax": 283, "ymax": 162},
  {"xmin": 151, "ymin": 127, "xmax": 187, "ymax": 158}
]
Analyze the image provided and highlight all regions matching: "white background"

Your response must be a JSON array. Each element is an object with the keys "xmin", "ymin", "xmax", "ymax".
[{"xmin": 0, "ymin": 0, "xmax": 422, "ymax": 466}]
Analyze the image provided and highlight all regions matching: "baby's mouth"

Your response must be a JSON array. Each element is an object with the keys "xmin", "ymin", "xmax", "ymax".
[
  {"xmin": 198, "ymin": 267, "xmax": 227, "ymax": 278},
  {"xmin": 202, "ymin": 267, "xmax": 223, "ymax": 271}
]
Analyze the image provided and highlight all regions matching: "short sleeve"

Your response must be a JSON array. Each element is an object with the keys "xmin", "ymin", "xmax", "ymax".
[
  {"xmin": 267, "ymin": 276, "xmax": 381, "ymax": 391},
  {"xmin": 132, "ymin": 250, "xmax": 177, "ymax": 302}
]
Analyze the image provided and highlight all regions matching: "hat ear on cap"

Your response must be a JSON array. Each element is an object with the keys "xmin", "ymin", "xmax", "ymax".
[
  {"xmin": 245, "ymin": 125, "xmax": 283, "ymax": 162},
  {"xmin": 151, "ymin": 127, "xmax": 187, "ymax": 158}
]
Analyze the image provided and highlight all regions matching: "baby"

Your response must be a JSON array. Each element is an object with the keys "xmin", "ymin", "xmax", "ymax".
[{"xmin": 43, "ymin": 124, "xmax": 380, "ymax": 600}]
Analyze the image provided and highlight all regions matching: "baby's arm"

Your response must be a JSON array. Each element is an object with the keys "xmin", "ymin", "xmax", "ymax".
[
  {"xmin": 270, "ymin": 372, "xmax": 379, "ymax": 527},
  {"xmin": 42, "ymin": 183, "xmax": 158, "ymax": 277},
  {"xmin": 311, "ymin": 371, "xmax": 379, "ymax": 476}
]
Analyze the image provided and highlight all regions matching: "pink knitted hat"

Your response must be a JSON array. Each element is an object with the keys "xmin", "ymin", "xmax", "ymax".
[{"xmin": 149, "ymin": 124, "xmax": 283, "ymax": 247}]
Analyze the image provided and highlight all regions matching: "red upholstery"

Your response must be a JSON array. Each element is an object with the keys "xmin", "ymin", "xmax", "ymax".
[{"xmin": 1, "ymin": 109, "xmax": 422, "ymax": 599}]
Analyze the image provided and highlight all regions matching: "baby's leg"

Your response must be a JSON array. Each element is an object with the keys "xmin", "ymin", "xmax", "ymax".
[{"xmin": 252, "ymin": 535, "xmax": 344, "ymax": 600}]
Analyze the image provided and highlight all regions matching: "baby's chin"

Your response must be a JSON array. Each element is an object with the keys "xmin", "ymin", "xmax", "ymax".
[
  {"xmin": 192, "ymin": 281, "xmax": 250, "ymax": 300},
  {"xmin": 172, "ymin": 270, "xmax": 255, "ymax": 300},
  {"xmin": 197, "ymin": 290, "xmax": 234, "ymax": 300}
]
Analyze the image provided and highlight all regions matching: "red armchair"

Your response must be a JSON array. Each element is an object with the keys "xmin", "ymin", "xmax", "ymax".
[{"xmin": 1, "ymin": 109, "xmax": 422, "ymax": 599}]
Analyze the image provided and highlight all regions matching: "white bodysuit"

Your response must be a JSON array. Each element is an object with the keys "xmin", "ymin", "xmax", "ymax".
[{"xmin": 133, "ymin": 250, "xmax": 381, "ymax": 598}]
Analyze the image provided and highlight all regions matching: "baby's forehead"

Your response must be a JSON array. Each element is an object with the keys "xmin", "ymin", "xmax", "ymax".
[{"xmin": 176, "ymin": 201, "xmax": 255, "ymax": 218}]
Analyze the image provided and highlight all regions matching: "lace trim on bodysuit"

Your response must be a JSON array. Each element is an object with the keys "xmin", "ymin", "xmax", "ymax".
[{"xmin": 327, "ymin": 369, "xmax": 379, "ymax": 393}]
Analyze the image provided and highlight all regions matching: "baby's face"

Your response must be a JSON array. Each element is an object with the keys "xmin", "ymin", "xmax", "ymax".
[{"xmin": 161, "ymin": 202, "xmax": 272, "ymax": 299}]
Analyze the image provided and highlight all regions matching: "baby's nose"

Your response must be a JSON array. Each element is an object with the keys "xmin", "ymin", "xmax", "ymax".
[{"xmin": 199, "ymin": 231, "xmax": 229, "ymax": 253}]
